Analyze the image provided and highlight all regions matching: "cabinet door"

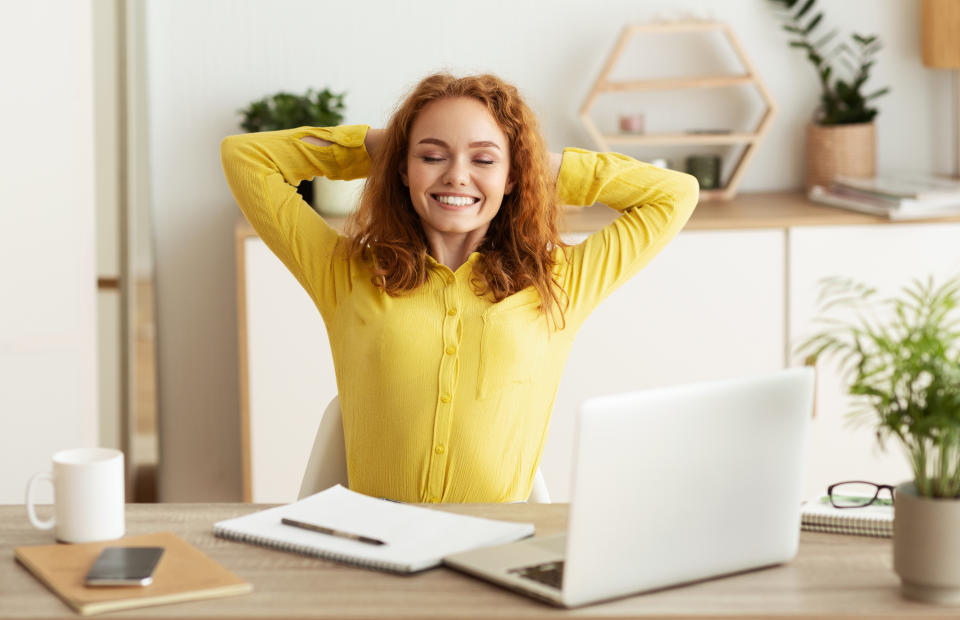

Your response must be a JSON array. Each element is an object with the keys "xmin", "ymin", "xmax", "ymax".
[
  {"xmin": 244, "ymin": 238, "xmax": 337, "ymax": 503},
  {"xmin": 544, "ymin": 230, "xmax": 786, "ymax": 502},
  {"xmin": 789, "ymin": 224, "xmax": 960, "ymax": 499}
]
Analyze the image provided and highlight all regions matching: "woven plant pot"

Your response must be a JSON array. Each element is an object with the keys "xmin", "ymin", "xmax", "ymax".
[{"xmin": 805, "ymin": 122, "xmax": 876, "ymax": 190}]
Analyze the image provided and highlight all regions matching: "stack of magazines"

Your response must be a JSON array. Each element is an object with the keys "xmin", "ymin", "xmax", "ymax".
[
  {"xmin": 809, "ymin": 173, "xmax": 960, "ymax": 220},
  {"xmin": 801, "ymin": 495, "xmax": 893, "ymax": 538}
]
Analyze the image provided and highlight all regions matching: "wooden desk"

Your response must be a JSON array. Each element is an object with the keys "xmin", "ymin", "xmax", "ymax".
[{"xmin": 1, "ymin": 503, "xmax": 955, "ymax": 619}]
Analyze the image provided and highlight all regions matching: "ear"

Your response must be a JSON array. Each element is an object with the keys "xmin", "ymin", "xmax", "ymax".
[
  {"xmin": 504, "ymin": 174, "xmax": 516, "ymax": 196},
  {"xmin": 400, "ymin": 160, "xmax": 409, "ymax": 187}
]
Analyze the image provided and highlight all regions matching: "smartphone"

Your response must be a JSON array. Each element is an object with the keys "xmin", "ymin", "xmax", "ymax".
[{"xmin": 84, "ymin": 546, "xmax": 165, "ymax": 587}]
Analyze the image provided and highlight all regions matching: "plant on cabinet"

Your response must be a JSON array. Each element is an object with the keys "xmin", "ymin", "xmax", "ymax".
[
  {"xmin": 238, "ymin": 88, "xmax": 362, "ymax": 215},
  {"xmin": 767, "ymin": 0, "xmax": 890, "ymax": 190}
]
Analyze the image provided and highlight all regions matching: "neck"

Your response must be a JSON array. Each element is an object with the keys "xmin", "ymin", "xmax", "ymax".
[{"xmin": 424, "ymin": 227, "xmax": 487, "ymax": 270}]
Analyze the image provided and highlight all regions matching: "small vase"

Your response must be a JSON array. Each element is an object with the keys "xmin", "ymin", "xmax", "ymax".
[
  {"xmin": 893, "ymin": 482, "xmax": 960, "ymax": 605},
  {"xmin": 313, "ymin": 177, "xmax": 365, "ymax": 217},
  {"xmin": 805, "ymin": 121, "xmax": 876, "ymax": 190}
]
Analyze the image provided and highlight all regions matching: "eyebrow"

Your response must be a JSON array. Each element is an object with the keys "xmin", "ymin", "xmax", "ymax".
[{"xmin": 417, "ymin": 138, "xmax": 502, "ymax": 151}]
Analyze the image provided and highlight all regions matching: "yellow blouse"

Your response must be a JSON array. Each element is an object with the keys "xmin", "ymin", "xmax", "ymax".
[{"xmin": 220, "ymin": 125, "xmax": 698, "ymax": 503}]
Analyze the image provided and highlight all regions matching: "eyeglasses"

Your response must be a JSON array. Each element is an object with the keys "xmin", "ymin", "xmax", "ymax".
[{"xmin": 824, "ymin": 480, "xmax": 895, "ymax": 508}]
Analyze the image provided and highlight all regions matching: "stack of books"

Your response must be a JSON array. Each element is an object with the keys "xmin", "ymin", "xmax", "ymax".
[
  {"xmin": 801, "ymin": 496, "xmax": 893, "ymax": 538},
  {"xmin": 809, "ymin": 173, "xmax": 960, "ymax": 220}
]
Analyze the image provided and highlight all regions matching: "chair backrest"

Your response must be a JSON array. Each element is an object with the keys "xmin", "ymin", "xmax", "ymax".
[
  {"xmin": 298, "ymin": 396, "xmax": 551, "ymax": 503},
  {"xmin": 298, "ymin": 396, "xmax": 348, "ymax": 499}
]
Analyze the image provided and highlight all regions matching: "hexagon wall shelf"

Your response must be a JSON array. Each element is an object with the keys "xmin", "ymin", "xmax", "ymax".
[{"xmin": 580, "ymin": 22, "xmax": 776, "ymax": 200}]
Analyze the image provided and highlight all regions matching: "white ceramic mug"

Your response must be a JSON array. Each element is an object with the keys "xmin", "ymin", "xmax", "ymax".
[{"xmin": 25, "ymin": 448, "xmax": 125, "ymax": 543}]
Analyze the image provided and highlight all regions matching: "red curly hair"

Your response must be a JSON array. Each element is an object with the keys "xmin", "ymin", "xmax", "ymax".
[{"xmin": 346, "ymin": 73, "xmax": 567, "ymax": 326}]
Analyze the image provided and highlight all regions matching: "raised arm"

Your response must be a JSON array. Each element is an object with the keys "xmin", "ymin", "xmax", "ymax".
[
  {"xmin": 220, "ymin": 124, "xmax": 371, "ymax": 310},
  {"xmin": 556, "ymin": 149, "xmax": 699, "ymax": 328}
]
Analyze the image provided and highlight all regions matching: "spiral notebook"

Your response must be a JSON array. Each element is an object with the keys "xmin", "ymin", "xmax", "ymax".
[
  {"xmin": 213, "ymin": 485, "xmax": 535, "ymax": 573},
  {"xmin": 800, "ymin": 496, "xmax": 893, "ymax": 538}
]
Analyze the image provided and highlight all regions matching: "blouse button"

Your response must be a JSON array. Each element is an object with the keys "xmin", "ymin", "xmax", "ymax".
[
  {"xmin": 435, "ymin": 445, "xmax": 445, "ymax": 455},
  {"xmin": 440, "ymin": 394, "xmax": 451, "ymax": 403},
  {"xmin": 447, "ymin": 308, "xmax": 458, "ymax": 317},
  {"xmin": 445, "ymin": 345, "xmax": 457, "ymax": 355}
]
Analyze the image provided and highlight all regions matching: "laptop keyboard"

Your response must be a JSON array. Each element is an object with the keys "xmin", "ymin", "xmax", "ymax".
[{"xmin": 509, "ymin": 560, "xmax": 564, "ymax": 589}]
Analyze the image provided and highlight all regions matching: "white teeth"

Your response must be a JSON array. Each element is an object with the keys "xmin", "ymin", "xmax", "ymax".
[{"xmin": 434, "ymin": 195, "xmax": 477, "ymax": 207}]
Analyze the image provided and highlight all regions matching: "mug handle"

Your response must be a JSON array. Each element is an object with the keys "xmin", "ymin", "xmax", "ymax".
[{"xmin": 25, "ymin": 472, "xmax": 55, "ymax": 530}]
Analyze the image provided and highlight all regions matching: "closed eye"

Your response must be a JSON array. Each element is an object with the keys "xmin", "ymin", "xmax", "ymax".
[
  {"xmin": 421, "ymin": 156, "xmax": 445, "ymax": 163},
  {"xmin": 475, "ymin": 160, "xmax": 495, "ymax": 166}
]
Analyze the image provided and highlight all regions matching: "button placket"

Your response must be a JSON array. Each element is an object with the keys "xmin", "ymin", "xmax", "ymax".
[{"xmin": 426, "ymin": 276, "xmax": 462, "ymax": 501}]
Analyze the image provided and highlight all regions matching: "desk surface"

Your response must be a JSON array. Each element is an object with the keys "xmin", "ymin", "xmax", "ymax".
[{"xmin": 0, "ymin": 503, "xmax": 953, "ymax": 619}]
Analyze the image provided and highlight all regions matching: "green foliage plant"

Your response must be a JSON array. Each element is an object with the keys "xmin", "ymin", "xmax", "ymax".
[
  {"xmin": 239, "ymin": 88, "xmax": 346, "ymax": 132},
  {"xmin": 798, "ymin": 275, "xmax": 960, "ymax": 499},
  {"xmin": 767, "ymin": 0, "xmax": 890, "ymax": 125}
]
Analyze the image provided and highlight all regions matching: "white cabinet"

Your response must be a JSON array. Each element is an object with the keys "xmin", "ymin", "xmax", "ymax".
[
  {"xmin": 788, "ymin": 223, "xmax": 960, "ymax": 499},
  {"xmin": 242, "ymin": 238, "xmax": 336, "ymax": 503},
  {"xmin": 240, "ymin": 219, "xmax": 960, "ymax": 505}
]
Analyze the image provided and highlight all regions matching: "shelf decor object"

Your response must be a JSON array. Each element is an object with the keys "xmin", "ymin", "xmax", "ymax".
[
  {"xmin": 921, "ymin": 0, "xmax": 960, "ymax": 177},
  {"xmin": 579, "ymin": 22, "xmax": 776, "ymax": 201},
  {"xmin": 686, "ymin": 154, "xmax": 722, "ymax": 190}
]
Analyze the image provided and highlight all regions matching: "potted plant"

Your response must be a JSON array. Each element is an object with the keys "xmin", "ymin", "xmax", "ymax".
[
  {"xmin": 239, "ymin": 88, "xmax": 363, "ymax": 215},
  {"xmin": 799, "ymin": 275, "xmax": 960, "ymax": 604},
  {"xmin": 767, "ymin": 0, "xmax": 890, "ymax": 190}
]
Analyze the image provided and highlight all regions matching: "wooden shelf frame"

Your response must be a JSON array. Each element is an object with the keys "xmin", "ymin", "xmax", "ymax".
[
  {"xmin": 580, "ymin": 21, "xmax": 777, "ymax": 200},
  {"xmin": 602, "ymin": 132, "xmax": 759, "ymax": 146}
]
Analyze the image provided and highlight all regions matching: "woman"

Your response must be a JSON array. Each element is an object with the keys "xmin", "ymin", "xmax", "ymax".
[{"xmin": 221, "ymin": 73, "xmax": 698, "ymax": 504}]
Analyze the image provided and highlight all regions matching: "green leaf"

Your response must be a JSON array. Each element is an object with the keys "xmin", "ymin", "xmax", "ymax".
[
  {"xmin": 796, "ymin": 0, "xmax": 816, "ymax": 19},
  {"xmin": 805, "ymin": 12, "xmax": 824, "ymax": 35},
  {"xmin": 813, "ymin": 28, "xmax": 839, "ymax": 50}
]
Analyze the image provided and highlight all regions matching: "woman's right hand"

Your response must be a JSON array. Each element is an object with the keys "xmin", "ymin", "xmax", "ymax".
[{"xmin": 363, "ymin": 128, "xmax": 384, "ymax": 158}]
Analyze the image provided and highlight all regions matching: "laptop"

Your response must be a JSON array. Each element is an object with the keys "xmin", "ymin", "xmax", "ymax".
[{"xmin": 444, "ymin": 367, "xmax": 815, "ymax": 608}]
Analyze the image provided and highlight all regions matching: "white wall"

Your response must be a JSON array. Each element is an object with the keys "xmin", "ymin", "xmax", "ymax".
[
  {"xmin": 0, "ymin": 1, "xmax": 98, "ymax": 503},
  {"xmin": 144, "ymin": 0, "xmax": 949, "ymax": 500}
]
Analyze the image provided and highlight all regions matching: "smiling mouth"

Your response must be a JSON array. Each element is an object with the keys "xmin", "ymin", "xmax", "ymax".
[{"xmin": 432, "ymin": 194, "xmax": 480, "ymax": 207}]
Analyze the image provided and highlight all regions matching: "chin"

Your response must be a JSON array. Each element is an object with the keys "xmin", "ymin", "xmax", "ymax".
[{"xmin": 433, "ymin": 220, "xmax": 483, "ymax": 234}]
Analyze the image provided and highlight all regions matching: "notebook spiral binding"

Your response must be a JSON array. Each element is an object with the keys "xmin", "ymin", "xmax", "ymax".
[
  {"xmin": 212, "ymin": 526, "xmax": 412, "ymax": 574},
  {"xmin": 800, "ymin": 513, "xmax": 892, "ymax": 538}
]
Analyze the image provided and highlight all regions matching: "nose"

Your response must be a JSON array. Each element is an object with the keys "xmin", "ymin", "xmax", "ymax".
[{"xmin": 443, "ymin": 157, "xmax": 469, "ymax": 187}]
